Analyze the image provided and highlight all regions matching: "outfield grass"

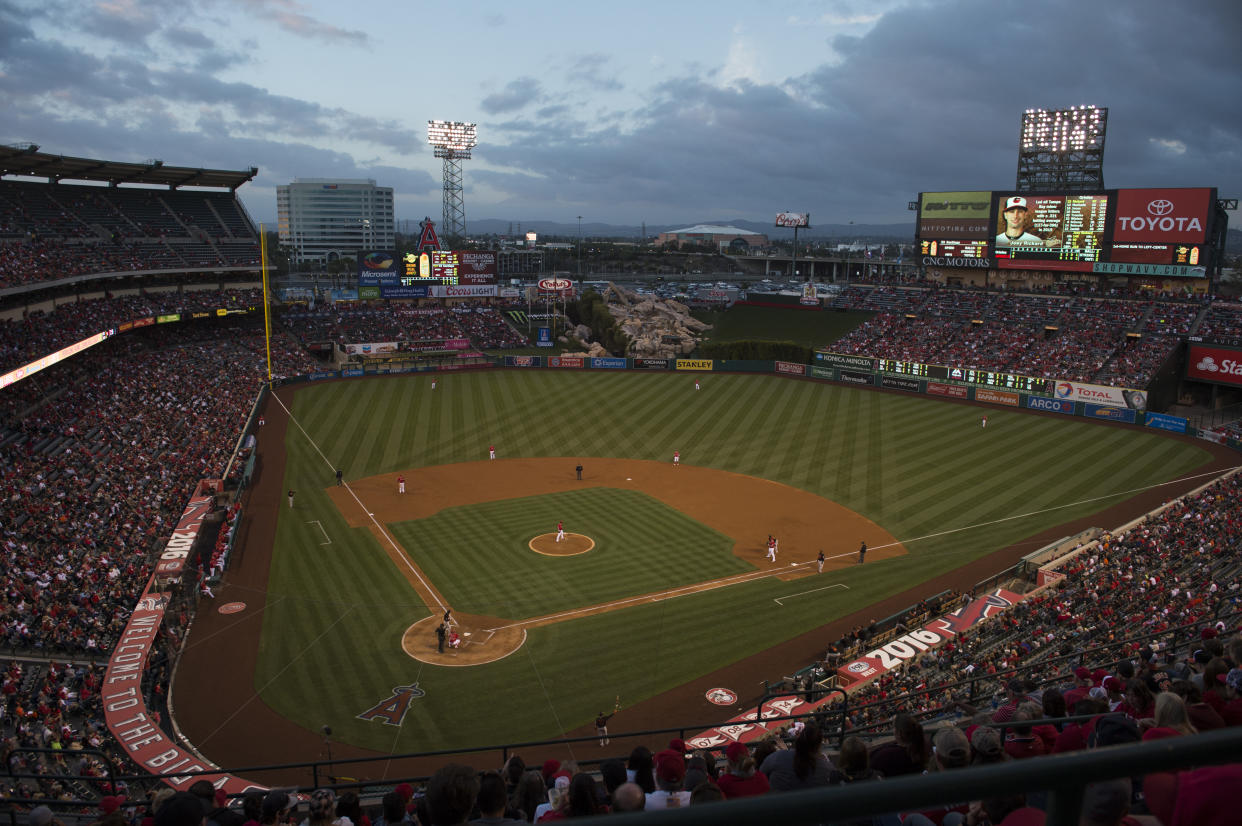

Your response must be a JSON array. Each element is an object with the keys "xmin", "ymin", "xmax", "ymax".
[{"xmin": 256, "ymin": 370, "xmax": 1212, "ymax": 752}]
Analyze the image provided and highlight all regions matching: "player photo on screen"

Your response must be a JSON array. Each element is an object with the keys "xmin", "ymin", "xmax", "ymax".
[{"xmin": 995, "ymin": 196, "xmax": 1052, "ymax": 247}]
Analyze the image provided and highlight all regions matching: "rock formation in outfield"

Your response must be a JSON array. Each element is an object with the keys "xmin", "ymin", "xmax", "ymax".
[{"xmin": 599, "ymin": 283, "xmax": 711, "ymax": 358}]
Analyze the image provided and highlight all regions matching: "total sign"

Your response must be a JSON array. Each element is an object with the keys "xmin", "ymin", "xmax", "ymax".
[
  {"xmin": 1187, "ymin": 344, "xmax": 1242, "ymax": 388},
  {"xmin": 1113, "ymin": 188, "xmax": 1212, "ymax": 244}
]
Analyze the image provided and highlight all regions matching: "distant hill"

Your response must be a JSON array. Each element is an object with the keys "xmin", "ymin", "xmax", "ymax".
[{"xmin": 458, "ymin": 218, "xmax": 916, "ymax": 243}]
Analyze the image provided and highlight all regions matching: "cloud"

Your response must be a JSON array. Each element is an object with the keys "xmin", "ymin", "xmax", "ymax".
[
  {"xmin": 1149, "ymin": 138, "xmax": 1187, "ymax": 155},
  {"xmin": 248, "ymin": 0, "xmax": 368, "ymax": 44},
  {"xmin": 481, "ymin": 77, "xmax": 544, "ymax": 115}
]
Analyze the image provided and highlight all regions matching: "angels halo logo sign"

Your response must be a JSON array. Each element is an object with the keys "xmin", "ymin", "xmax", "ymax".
[{"xmin": 705, "ymin": 687, "xmax": 738, "ymax": 705}]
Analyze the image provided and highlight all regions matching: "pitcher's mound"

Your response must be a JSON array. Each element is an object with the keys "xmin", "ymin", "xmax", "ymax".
[{"xmin": 529, "ymin": 533, "xmax": 594, "ymax": 556}]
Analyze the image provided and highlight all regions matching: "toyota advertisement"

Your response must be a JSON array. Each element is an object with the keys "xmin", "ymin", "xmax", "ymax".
[
  {"xmin": 916, "ymin": 188, "xmax": 1216, "ymax": 276},
  {"xmin": 1186, "ymin": 344, "xmax": 1242, "ymax": 388}
]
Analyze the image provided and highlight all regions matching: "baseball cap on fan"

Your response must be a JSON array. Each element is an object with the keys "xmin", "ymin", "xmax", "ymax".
[{"xmin": 1005, "ymin": 196, "xmax": 1029, "ymax": 211}]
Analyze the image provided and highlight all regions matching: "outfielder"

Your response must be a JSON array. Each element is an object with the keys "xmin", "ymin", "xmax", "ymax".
[
  {"xmin": 556, "ymin": 521, "xmax": 565, "ymax": 542},
  {"xmin": 694, "ymin": 380, "xmax": 700, "ymax": 391}
]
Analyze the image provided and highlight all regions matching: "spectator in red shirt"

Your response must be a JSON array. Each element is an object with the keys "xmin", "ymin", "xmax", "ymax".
[{"xmin": 715, "ymin": 742, "xmax": 769, "ymax": 799}]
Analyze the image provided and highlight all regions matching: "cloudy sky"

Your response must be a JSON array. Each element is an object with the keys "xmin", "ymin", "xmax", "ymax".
[{"xmin": 1, "ymin": 0, "xmax": 1239, "ymax": 230}]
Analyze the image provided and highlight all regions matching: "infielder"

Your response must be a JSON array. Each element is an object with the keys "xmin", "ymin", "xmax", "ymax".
[
  {"xmin": 766, "ymin": 535, "xmax": 777, "ymax": 562},
  {"xmin": 817, "ymin": 549, "xmax": 825, "ymax": 573},
  {"xmin": 489, "ymin": 444, "xmax": 496, "ymax": 460},
  {"xmin": 397, "ymin": 475, "xmax": 405, "ymax": 494},
  {"xmin": 556, "ymin": 521, "xmax": 565, "ymax": 542},
  {"xmin": 673, "ymin": 450, "xmax": 680, "ymax": 467}
]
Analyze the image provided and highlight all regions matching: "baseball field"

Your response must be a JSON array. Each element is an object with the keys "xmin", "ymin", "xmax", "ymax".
[{"xmin": 175, "ymin": 367, "xmax": 1228, "ymax": 770}]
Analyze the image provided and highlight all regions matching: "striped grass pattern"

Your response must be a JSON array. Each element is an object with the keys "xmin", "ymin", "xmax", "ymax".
[{"xmin": 255, "ymin": 370, "xmax": 1210, "ymax": 752}]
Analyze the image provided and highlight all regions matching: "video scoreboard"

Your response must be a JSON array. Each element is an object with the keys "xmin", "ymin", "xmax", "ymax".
[{"xmin": 916, "ymin": 188, "xmax": 1215, "ymax": 276}]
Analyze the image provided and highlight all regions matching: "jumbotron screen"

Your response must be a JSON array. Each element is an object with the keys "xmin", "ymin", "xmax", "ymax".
[{"xmin": 916, "ymin": 187, "xmax": 1215, "ymax": 276}]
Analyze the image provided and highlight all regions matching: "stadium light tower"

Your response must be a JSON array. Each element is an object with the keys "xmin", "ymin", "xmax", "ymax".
[
  {"xmin": 1016, "ymin": 105, "xmax": 1107, "ymax": 191},
  {"xmin": 427, "ymin": 120, "xmax": 478, "ymax": 240}
]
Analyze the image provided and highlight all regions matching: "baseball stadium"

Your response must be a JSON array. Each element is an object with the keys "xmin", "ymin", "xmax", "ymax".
[{"xmin": 3, "ymin": 135, "xmax": 1242, "ymax": 826}]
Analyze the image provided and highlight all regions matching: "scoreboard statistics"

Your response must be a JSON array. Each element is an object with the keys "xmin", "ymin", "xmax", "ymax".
[
  {"xmin": 877, "ymin": 359, "xmax": 1052, "ymax": 394},
  {"xmin": 994, "ymin": 193, "xmax": 1108, "ymax": 266}
]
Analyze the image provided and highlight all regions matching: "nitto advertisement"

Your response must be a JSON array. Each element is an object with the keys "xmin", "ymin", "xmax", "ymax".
[
  {"xmin": 917, "ymin": 191, "xmax": 993, "ymax": 239},
  {"xmin": 1186, "ymin": 344, "xmax": 1242, "ymax": 388}
]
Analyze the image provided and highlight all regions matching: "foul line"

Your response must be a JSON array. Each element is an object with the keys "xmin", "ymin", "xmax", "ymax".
[
  {"xmin": 272, "ymin": 391, "xmax": 448, "ymax": 615},
  {"xmin": 857, "ymin": 464, "xmax": 1242, "ymax": 553},
  {"xmin": 307, "ymin": 520, "xmax": 331, "ymax": 545},
  {"xmin": 775, "ymin": 583, "xmax": 849, "ymax": 605}
]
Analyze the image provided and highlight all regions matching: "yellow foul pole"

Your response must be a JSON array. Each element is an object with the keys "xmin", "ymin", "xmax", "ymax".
[{"xmin": 260, "ymin": 224, "xmax": 273, "ymax": 382}]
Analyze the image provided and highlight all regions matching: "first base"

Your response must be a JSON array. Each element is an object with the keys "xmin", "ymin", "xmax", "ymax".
[{"xmin": 626, "ymin": 477, "xmax": 632, "ymax": 481}]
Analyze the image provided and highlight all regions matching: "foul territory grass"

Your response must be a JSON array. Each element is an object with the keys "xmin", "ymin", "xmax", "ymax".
[{"xmin": 255, "ymin": 370, "xmax": 1212, "ymax": 753}]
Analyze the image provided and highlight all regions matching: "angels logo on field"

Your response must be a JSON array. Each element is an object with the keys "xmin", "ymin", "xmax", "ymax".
[
  {"xmin": 357, "ymin": 683, "xmax": 426, "ymax": 726},
  {"xmin": 705, "ymin": 687, "xmax": 738, "ymax": 706}
]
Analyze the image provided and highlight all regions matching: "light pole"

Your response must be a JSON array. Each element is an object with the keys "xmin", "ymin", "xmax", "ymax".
[{"xmin": 577, "ymin": 216, "xmax": 583, "ymax": 278}]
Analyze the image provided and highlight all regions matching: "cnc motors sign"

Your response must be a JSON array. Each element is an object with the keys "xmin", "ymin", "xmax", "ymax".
[
  {"xmin": 1113, "ymin": 188, "xmax": 1212, "ymax": 244},
  {"xmin": 1187, "ymin": 344, "xmax": 1242, "ymax": 388}
]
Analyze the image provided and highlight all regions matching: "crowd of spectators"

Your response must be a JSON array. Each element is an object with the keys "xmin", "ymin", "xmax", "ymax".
[
  {"xmin": 809, "ymin": 471, "xmax": 1242, "ymax": 743},
  {"xmin": 0, "ymin": 182, "xmax": 259, "ymax": 290},
  {"xmin": 282, "ymin": 305, "xmax": 529, "ymax": 350},
  {"xmin": 828, "ymin": 286, "xmax": 1231, "ymax": 388}
]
